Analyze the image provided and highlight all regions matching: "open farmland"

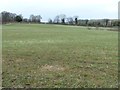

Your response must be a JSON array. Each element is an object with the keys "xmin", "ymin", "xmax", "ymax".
[{"xmin": 2, "ymin": 24, "xmax": 118, "ymax": 88}]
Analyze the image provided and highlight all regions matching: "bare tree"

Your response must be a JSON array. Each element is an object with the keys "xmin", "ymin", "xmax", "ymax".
[
  {"xmin": 103, "ymin": 19, "xmax": 109, "ymax": 27},
  {"xmin": 48, "ymin": 18, "xmax": 52, "ymax": 24},
  {"xmin": 73, "ymin": 16, "xmax": 79, "ymax": 25},
  {"xmin": 67, "ymin": 17, "xmax": 73, "ymax": 25},
  {"xmin": 54, "ymin": 15, "xmax": 60, "ymax": 24},
  {"xmin": 36, "ymin": 15, "xmax": 42, "ymax": 23},
  {"xmin": 59, "ymin": 14, "xmax": 66, "ymax": 24}
]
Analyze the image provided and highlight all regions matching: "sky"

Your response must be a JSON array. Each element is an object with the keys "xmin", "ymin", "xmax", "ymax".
[{"xmin": 0, "ymin": 0, "xmax": 119, "ymax": 21}]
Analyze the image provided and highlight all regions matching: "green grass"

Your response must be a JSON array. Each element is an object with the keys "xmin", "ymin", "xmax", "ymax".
[{"xmin": 2, "ymin": 23, "xmax": 118, "ymax": 88}]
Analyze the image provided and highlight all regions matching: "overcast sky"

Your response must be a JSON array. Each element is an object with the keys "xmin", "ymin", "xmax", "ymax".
[{"xmin": 0, "ymin": 0, "xmax": 119, "ymax": 21}]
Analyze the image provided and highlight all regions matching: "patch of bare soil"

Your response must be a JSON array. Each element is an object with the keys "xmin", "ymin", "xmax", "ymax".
[{"xmin": 41, "ymin": 64, "xmax": 65, "ymax": 72}]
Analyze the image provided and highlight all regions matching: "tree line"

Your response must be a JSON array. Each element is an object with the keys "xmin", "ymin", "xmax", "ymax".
[
  {"xmin": 49, "ymin": 14, "xmax": 119, "ymax": 27},
  {"xmin": 0, "ymin": 11, "xmax": 119, "ymax": 27}
]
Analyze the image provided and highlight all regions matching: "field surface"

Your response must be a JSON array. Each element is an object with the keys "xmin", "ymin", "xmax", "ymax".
[{"xmin": 2, "ymin": 24, "xmax": 118, "ymax": 88}]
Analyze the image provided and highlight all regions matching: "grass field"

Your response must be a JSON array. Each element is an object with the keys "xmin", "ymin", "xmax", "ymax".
[{"xmin": 2, "ymin": 24, "xmax": 118, "ymax": 88}]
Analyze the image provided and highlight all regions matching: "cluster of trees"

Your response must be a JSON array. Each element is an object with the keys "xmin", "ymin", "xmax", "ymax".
[
  {"xmin": 49, "ymin": 14, "xmax": 78, "ymax": 25},
  {"xmin": 0, "ymin": 11, "xmax": 23, "ymax": 24},
  {"xmin": 1, "ymin": 11, "xmax": 119, "ymax": 27},
  {"xmin": 29, "ymin": 15, "xmax": 42, "ymax": 23},
  {"xmin": 0, "ymin": 11, "xmax": 42, "ymax": 24}
]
